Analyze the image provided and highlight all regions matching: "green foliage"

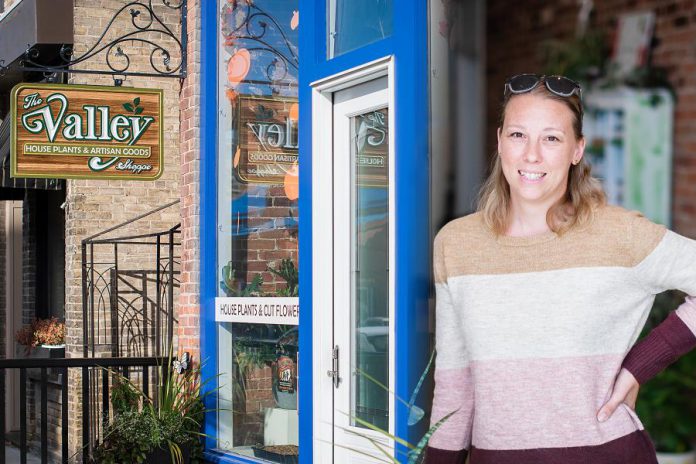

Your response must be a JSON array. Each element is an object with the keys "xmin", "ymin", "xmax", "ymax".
[
  {"xmin": 234, "ymin": 342, "xmax": 276, "ymax": 376},
  {"xmin": 539, "ymin": 30, "xmax": 609, "ymax": 83},
  {"xmin": 342, "ymin": 350, "xmax": 451, "ymax": 463},
  {"xmin": 220, "ymin": 259, "xmax": 299, "ymax": 297},
  {"xmin": 267, "ymin": 259, "xmax": 299, "ymax": 297},
  {"xmin": 94, "ymin": 408, "xmax": 200, "ymax": 464},
  {"xmin": 95, "ymin": 352, "xmax": 216, "ymax": 464},
  {"xmin": 93, "ymin": 410, "xmax": 160, "ymax": 464},
  {"xmin": 636, "ymin": 290, "xmax": 696, "ymax": 453},
  {"xmin": 110, "ymin": 375, "xmax": 141, "ymax": 415},
  {"xmin": 539, "ymin": 29, "xmax": 675, "ymax": 96},
  {"xmin": 220, "ymin": 262, "xmax": 264, "ymax": 297}
]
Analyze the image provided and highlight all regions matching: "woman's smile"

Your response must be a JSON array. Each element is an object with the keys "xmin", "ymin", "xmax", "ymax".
[{"xmin": 518, "ymin": 170, "xmax": 546, "ymax": 182}]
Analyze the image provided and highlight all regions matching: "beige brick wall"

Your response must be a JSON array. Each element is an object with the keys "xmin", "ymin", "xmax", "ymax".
[{"xmin": 62, "ymin": 0, "xmax": 184, "ymax": 459}]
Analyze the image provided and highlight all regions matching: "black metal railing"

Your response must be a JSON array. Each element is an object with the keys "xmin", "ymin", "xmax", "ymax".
[
  {"xmin": 82, "ymin": 201, "xmax": 180, "ymax": 359},
  {"xmin": 0, "ymin": 356, "xmax": 164, "ymax": 464}
]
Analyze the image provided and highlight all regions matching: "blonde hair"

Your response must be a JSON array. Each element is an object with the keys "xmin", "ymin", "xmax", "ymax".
[{"xmin": 478, "ymin": 82, "xmax": 606, "ymax": 236}]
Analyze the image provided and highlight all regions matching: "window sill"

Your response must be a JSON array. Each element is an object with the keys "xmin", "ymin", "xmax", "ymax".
[{"xmin": 204, "ymin": 448, "xmax": 269, "ymax": 464}]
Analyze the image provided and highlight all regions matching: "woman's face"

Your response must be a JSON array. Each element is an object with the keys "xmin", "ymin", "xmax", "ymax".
[{"xmin": 497, "ymin": 93, "xmax": 585, "ymax": 211}]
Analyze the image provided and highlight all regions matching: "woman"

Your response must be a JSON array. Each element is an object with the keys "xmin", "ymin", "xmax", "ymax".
[{"xmin": 425, "ymin": 74, "xmax": 696, "ymax": 463}]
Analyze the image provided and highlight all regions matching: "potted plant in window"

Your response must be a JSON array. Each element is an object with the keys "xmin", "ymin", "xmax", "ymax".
[{"xmin": 636, "ymin": 291, "xmax": 696, "ymax": 464}]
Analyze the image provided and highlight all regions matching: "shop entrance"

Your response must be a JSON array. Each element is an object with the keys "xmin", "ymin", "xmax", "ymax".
[{"xmin": 313, "ymin": 64, "xmax": 394, "ymax": 462}]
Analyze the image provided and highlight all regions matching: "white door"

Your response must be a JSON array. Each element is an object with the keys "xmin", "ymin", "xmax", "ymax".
[
  {"xmin": 5, "ymin": 200, "xmax": 22, "ymax": 432},
  {"xmin": 313, "ymin": 69, "xmax": 394, "ymax": 463}
]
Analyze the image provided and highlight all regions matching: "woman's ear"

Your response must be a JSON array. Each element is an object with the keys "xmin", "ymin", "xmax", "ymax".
[
  {"xmin": 573, "ymin": 137, "xmax": 586, "ymax": 164},
  {"xmin": 497, "ymin": 127, "xmax": 502, "ymax": 155}
]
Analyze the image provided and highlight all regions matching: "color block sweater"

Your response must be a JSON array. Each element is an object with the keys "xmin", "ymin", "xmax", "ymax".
[{"xmin": 425, "ymin": 206, "xmax": 696, "ymax": 464}]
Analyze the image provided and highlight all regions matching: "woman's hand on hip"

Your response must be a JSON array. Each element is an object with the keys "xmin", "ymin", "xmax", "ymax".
[{"xmin": 597, "ymin": 368, "xmax": 640, "ymax": 422}]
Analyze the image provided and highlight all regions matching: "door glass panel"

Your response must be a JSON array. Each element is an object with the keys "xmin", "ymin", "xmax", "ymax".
[{"xmin": 351, "ymin": 107, "xmax": 389, "ymax": 430}]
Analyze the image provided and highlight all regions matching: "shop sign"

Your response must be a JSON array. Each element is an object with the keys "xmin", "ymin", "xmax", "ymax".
[
  {"xmin": 10, "ymin": 83, "xmax": 163, "ymax": 180},
  {"xmin": 215, "ymin": 296, "xmax": 299, "ymax": 325},
  {"xmin": 236, "ymin": 96, "xmax": 298, "ymax": 184}
]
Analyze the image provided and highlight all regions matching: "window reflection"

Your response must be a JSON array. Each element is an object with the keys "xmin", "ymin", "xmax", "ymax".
[{"xmin": 217, "ymin": 1, "xmax": 299, "ymax": 461}]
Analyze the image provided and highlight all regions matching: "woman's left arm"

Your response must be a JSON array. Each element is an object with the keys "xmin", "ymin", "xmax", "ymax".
[
  {"xmin": 598, "ymin": 215, "xmax": 696, "ymax": 422},
  {"xmin": 621, "ymin": 220, "xmax": 696, "ymax": 385}
]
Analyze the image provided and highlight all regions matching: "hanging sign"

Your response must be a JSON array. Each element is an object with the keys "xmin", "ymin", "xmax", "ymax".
[
  {"xmin": 236, "ymin": 96, "xmax": 298, "ymax": 184},
  {"xmin": 215, "ymin": 297, "xmax": 299, "ymax": 325},
  {"xmin": 10, "ymin": 83, "xmax": 163, "ymax": 180}
]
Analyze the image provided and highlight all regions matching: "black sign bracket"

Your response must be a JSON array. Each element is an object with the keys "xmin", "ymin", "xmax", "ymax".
[{"xmin": 10, "ymin": 0, "xmax": 187, "ymax": 80}]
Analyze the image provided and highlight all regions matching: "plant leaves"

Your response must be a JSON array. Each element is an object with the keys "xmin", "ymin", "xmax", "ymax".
[
  {"xmin": 134, "ymin": 97, "xmax": 140, "ymax": 106},
  {"xmin": 123, "ymin": 103, "xmax": 134, "ymax": 112},
  {"xmin": 135, "ymin": 106, "xmax": 144, "ymax": 115},
  {"xmin": 407, "ymin": 350, "xmax": 435, "ymax": 425},
  {"xmin": 408, "ymin": 409, "xmax": 459, "ymax": 464},
  {"xmin": 337, "ymin": 410, "xmax": 414, "ymax": 450}
]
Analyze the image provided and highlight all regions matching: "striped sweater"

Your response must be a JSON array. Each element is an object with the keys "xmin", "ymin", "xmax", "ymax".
[{"xmin": 426, "ymin": 206, "xmax": 696, "ymax": 464}]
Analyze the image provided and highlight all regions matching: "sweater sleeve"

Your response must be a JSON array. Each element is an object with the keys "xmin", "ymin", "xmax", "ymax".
[
  {"xmin": 621, "ymin": 214, "xmax": 696, "ymax": 385},
  {"xmin": 425, "ymin": 231, "xmax": 473, "ymax": 463}
]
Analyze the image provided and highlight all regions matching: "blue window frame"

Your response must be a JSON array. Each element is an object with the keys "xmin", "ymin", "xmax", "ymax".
[{"xmin": 201, "ymin": 0, "xmax": 431, "ymax": 462}]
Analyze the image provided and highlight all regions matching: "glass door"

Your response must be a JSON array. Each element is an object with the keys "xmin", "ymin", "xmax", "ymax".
[{"xmin": 331, "ymin": 76, "xmax": 392, "ymax": 463}]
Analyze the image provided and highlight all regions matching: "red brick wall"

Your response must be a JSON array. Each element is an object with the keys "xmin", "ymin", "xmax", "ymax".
[
  {"xmin": 234, "ymin": 364, "xmax": 275, "ymax": 447},
  {"xmin": 178, "ymin": 0, "xmax": 202, "ymax": 361},
  {"xmin": 487, "ymin": 0, "xmax": 696, "ymax": 236}
]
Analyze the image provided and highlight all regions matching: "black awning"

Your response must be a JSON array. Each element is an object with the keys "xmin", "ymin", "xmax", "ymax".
[
  {"xmin": 0, "ymin": 116, "xmax": 63, "ymax": 191},
  {"xmin": 0, "ymin": 0, "xmax": 74, "ymax": 74}
]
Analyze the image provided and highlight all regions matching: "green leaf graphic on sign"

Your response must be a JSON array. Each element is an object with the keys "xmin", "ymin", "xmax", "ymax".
[
  {"xmin": 135, "ymin": 107, "xmax": 144, "ymax": 115},
  {"xmin": 123, "ymin": 103, "xmax": 134, "ymax": 112},
  {"xmin": 134, "ymin": 97, "xmax": 140, "ymax": 106}
]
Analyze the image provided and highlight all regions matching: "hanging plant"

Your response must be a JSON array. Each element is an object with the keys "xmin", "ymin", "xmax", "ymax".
[{"xmin": 539, "ymin": 29, "xmax": 609, "ymax": 84}]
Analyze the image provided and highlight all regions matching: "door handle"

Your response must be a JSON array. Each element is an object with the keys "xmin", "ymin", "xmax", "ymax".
[{"xmin": 327, "ymin": 345, "xmax": 340, "ymax": 388}]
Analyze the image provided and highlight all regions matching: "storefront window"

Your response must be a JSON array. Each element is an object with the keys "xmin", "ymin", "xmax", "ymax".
[
  {"xmin": 216, "ymin": 0, "xmax": 299, "ymax": 461},
  {"xmin": 328, "ymin": 0, "xmax": 392, "ymax": 58}
]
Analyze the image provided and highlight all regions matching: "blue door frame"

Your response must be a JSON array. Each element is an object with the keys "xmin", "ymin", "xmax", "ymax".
[{"xmin": 200, "ymin": 1, "xmax": 431, "ymax": 462}]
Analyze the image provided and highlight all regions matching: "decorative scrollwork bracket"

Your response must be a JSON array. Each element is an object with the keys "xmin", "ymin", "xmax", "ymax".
[{"xmin": 15, "ymin": 0, "xmax": 187, "ymax": 80}]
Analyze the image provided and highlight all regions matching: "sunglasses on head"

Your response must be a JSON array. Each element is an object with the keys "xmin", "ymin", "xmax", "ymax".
[{"xmin": 504, "ymin": 74, "xmax": 582, "ymax": 98}]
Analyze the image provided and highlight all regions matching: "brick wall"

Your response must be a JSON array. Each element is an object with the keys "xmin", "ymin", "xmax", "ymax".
[
  {"xmin": 225, "ymin": 184, "xmax": 299, "ymax": 298},
  {"xmin": 62, "ymin": 0, "xmax": 184, "ymax": 458},
  {"xmin": 22, "ymin": 191, "xmax": 37, "ymax": 327},
  {"xmin": 233, "ymin": 365, "xmax": 276, "ymax": 447},
  {"xmin": 0, "ymin": 203, "xmax": 5, "ymax": 359},
  {"xmin": 487, "ymin": 0, "xmax": 696, "ymax": 237},
  {"xmin": 177, "ymin": 0, "xmax": 201, "ymax": 361}
]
